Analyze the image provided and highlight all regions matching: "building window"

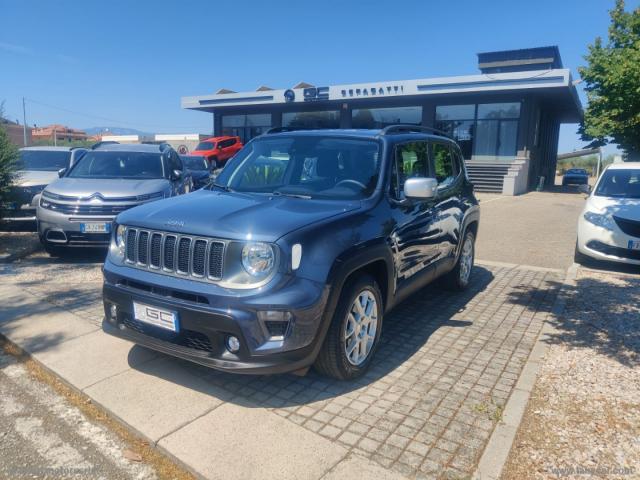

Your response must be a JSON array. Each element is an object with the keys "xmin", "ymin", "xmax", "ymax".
[
  {"xmin": 474, "ymin": 102, "xmax": 520, "ymax": 160},
  {"xmin": 352, "ymin": 106, "xmax": 422, "ymax": 129},
  {"xmin": 221, "ymin": 114, "xmax": 272, "ymax": 142},
  {"xmin": 435, "ymin": 105, "xmax": 475, "ymax": 160},
  {"xmin": 435, "ymin": 102, "xmax": 520, "ymax": 161},
  {"xmin": 282, "ymin": 110, "xmax": 339, "ymax": 129}
]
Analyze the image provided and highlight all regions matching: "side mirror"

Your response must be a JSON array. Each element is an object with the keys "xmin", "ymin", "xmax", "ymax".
[
  {"xmin": 217, "ymin": 145, "xmax": 224, "ymax": 150},
  {"xmin": 404, "ymin": 177, "xmax": 438, "ymax": 200},
  {"xmin": 58, "ymin": 168, "xmax": 66, "ymax": 178},
  {"xmin": 171, "ymin": 169, "xmax": 183, "ymax": 181},
  {"xmin": 578, "ymin": 184, "xmax": 592, "ymax": 195}
]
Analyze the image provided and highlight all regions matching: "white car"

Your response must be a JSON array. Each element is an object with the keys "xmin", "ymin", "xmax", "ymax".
[{"xmin": 576, "ymin": 162, "xmax": 640, "ymax": 265}]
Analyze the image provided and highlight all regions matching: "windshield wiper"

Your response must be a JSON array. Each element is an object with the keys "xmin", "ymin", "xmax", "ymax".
[{"xmin": 271, "ymin": 191, "xmax": 312, "ymax": 199}]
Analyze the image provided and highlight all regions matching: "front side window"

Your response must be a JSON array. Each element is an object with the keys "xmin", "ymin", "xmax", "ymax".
[
  {"xmin": 214, "ymin": 136, "xmax": 380, "ymax": 200},
  {"xmin": 18, "ymin": 150, "xmax": 71, "ymax": 171},
  {"xmin": 391, "ymin": 142, "xmax": 429, "ymax": 199},
  {"xmin": 67, "ymin": 152, "xmax": 164, "ymax": 179},
  {"xmin": 595, "ymin": 169, "xmax": 640, "ymax": 198},
  {"xmin": 432, "ymin": 143, "xmax": 458, "ymax": 188}
]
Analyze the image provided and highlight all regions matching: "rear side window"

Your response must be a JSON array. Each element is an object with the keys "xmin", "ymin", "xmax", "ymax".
[
  {"xmin": 392, "ymin": 142, "xmax": 429, "ymax": 199},
  {"xmin": 432, "ymin": 143, "xmax": 458, "ymax": 188}
]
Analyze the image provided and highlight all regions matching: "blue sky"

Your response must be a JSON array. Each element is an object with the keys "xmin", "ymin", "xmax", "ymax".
[{"xmin": 1, "ymin": 0, "xmax": 637, "ymax": 154}]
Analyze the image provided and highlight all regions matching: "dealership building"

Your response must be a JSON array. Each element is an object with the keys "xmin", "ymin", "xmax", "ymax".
[{"xmin": 181, "ymin": 47, "xmax": 582, "ymax": 194}]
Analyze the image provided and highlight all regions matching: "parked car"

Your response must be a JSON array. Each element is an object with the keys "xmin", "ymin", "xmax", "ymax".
[
  {"xmin": 180, "ymin": 154, "xmax": 213, "ymax": 189},
  {"xmin": 562, "ymin": 168, "xmax": 589, "ymax": 186},
  {"xmin": 37, "ymin": 142, "xmax": 191, "ymax": 254},
  {"xmin": 1, "ymin": 146, "xmax": 86, "ymax": 225},
  {"xmin": 102, "ymin": 127, "xmax": 480, "ymax": 380},
  {"xmin": 190, "ymin": 136, "xmax": 243, "ymax": 167},
  {"xmin": 575, "ymin": 162, "xmax": 640, "ymax": 265}
]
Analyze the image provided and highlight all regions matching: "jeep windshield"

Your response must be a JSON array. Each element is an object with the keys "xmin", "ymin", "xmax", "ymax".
[
  {"xmin": 212, "ymin": 136, "xmax": 381, "ymax": 200},
  {"xmin": 18, "ymin": 150, "xmax": 71, "ymax": 171},
  {"xmin": 66, "ymin": 151, "xmax": 164, "ymax": 179}
]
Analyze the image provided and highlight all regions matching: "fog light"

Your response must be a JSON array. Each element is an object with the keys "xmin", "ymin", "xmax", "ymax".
[
  {"xmin": 109, "ymin": 304, "xmax": 118, "ymax": 319},
  {"xmin": 226, "ymin": 335, "xmax": 240, "ymax": 353}
]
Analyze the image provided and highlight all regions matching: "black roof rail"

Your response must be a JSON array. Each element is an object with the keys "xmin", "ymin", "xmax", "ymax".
[
  {"xmin": 379, "ymin": 124, "xmax": 452, "ymax": 138},
  {"xmin": 265, "ymin": 126, "xmax": 311, "ymax": 134},
  {"xmin": 90, "ymin": 140, "xmax": 119, "ymax": 150}
]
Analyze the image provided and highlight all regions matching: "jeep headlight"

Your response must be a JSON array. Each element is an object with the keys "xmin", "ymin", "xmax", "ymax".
[
  {"xmin": 114, "ymin": 224, "xmax": 126, "ymax": 258},
  {"xmin": 584, "ymin": 211, "xmax": 616, "ymax": 230},
  {"xmin": 241, "ymin": 242, "xmax": 274, "ymax": 278}
]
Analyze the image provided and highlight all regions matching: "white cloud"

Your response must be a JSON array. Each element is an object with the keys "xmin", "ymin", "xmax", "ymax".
[{"xmin": 0, "ymin": 41, "xmax": 34, "ymax": 55}]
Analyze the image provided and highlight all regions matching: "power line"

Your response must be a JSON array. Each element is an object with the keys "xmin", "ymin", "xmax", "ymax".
[{"xmin": 24, "ymin": 97, "xmax": 206, "ymax": 130}]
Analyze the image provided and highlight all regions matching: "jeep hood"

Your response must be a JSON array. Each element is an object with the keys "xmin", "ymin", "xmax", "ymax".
[
  {"xmin": 44, "ymin": 178, "xmax": 170, "ymax": 199},
  {"xmin": 116, "ymin": 189, "xmax": 361, "ymax": 242}
]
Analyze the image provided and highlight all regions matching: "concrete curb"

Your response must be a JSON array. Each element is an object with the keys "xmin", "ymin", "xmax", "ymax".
[{"xmin": 472, "ymin": 262, "xmax": 579, "ymax": 480}]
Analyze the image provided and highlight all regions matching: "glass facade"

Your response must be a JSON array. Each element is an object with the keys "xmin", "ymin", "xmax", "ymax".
[
  {"xmin": 352, "ymin": 106, "xmax": 422, "ymax": 129},
  {"xmin": 282, "ymin": 110, "xmax": 340, "ymax": 129},
  {"xmin": 435, "ymin": 102, "xmax": 520, "ymax": 160},
  {"xmin": 221, "ymin": 114, "xmax": 272, "ymax": 142}
]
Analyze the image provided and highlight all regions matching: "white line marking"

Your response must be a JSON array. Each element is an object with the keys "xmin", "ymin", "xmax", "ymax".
[
  {"xmin": 14, "ymin": 417, "xmax": 93, "ymax": 470},
  {"xmin": 2, "ymin": 361, "xmax": 157, "ymax": 479}
]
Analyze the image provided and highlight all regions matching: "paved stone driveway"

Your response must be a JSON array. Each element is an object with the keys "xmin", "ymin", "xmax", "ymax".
[{"xmin": 2, "ymin": 254, "xmax": 562, "ymax": 479}]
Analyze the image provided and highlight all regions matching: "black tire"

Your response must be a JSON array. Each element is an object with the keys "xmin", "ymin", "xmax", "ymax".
[
  {"xmin": 314, "ymin": 274, "xmax": 383, "ymax": 380},
  {"xmin": 442, "ymin": 230, "xmax": 475, "ymax": 291},
  {"xmin": 574, "ymin": 241, "xmax": 590, "ymax": 265}
]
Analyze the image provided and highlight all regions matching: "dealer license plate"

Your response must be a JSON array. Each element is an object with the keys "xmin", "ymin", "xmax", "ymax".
[
  {"xmin": 133, "ymin": 302, "xmax": 179, "ymax": 332},
  {"xmin": 80, "ymin": 222, "xmax": 110, "ymax": 233},
  {"xmin": 628, "ymin": 240, "xmax": 640, "ymax": 251}
]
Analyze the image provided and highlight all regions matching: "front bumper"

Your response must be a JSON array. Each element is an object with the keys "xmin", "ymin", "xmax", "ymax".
[
  {"xmin": 37, "ymin": 205, "xmax": 115, "ymax": 247},
  {"xmin": 102, "ymin": 260, "xmax": 331, "ymax": 374},
  {"xmin": 577, "ymin": 217, "xmax": 640, "ymax": 265}
]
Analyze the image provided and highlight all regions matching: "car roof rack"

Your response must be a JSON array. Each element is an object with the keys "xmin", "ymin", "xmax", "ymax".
[
  {"xmin": 379, "ymin": 125, "xmax": 452, "ymax": 138},
  {"xmin": 90, "ymin": 140, "xmax": 119, "ymax": 150},
  {"xmin": 265, "ymin": 126, "xmax": 311, "ymax": 134}
]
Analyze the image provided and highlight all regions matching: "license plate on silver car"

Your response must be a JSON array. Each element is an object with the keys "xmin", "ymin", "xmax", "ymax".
[
  {"xmin": 133, "ymin": 302, "xmax": 179, "ymax": 332},
  {"xmin": 80, "ymin": 222, "xmax": 110, "ymax": 233},
  {"xmin": 628, "ymin": 240, "xmax": 640, "ymax": 251}
]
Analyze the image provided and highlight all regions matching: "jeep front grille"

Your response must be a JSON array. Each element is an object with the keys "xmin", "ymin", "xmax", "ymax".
[{"xmin": 124, "ymin": 228, "xmax": 225, "ymax": 281}]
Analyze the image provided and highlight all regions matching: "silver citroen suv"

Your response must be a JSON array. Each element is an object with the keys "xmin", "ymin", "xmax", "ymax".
[{"xmin": 37, "ymin": 142, "xmax": 191, "ymax": 255}]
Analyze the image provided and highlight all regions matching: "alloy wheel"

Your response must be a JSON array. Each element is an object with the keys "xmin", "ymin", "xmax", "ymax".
[
  {"xmin": 459, "ymin": 234, "xmax": 474, "ymax": 285},
  {"xmin": 344, "ymin": 289, "xmax": 378, "ymax": 366}
]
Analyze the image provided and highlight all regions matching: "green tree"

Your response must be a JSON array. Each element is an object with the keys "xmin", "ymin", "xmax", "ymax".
[
  {"xmin": 578, "ymin": 0, "xmax": 640, "ymax": 158},
  {"xmin": 0, "ymin": 103, "xmax": 19, "ymax": 210}
]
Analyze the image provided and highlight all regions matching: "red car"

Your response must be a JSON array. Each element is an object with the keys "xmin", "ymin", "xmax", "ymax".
[{"xmin": 190, "ymin": 136, "xmax": 243, "ymax": 167}]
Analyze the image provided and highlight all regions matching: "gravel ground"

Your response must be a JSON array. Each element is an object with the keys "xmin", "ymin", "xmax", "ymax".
[{"xmin": 502, "ymin": 266, "xmax": 640, "ymax": 479}]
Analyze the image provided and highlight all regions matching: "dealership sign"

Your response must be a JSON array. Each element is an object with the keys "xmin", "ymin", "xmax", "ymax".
[{"xmin": 340, "ymin": 84, "xmax": 405, "ymax": 98}]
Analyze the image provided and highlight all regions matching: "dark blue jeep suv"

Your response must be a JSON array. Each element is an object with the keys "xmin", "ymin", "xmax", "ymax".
[{"xmin": 102, "ymin": 126, "xmax": 480, "ymax": 380}]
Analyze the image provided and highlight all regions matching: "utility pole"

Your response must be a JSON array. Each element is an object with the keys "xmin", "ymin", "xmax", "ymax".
[
  {"xmin": 596, "ymin": 147, "xmax": 603, "ymax": 179},
  {"xmin": 22, "ymin": 97, "xmax": 27, "ymax": 146},
  {"xmin": 53, "ymin": 127, "xmax": 57, "ymax": 146}
]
